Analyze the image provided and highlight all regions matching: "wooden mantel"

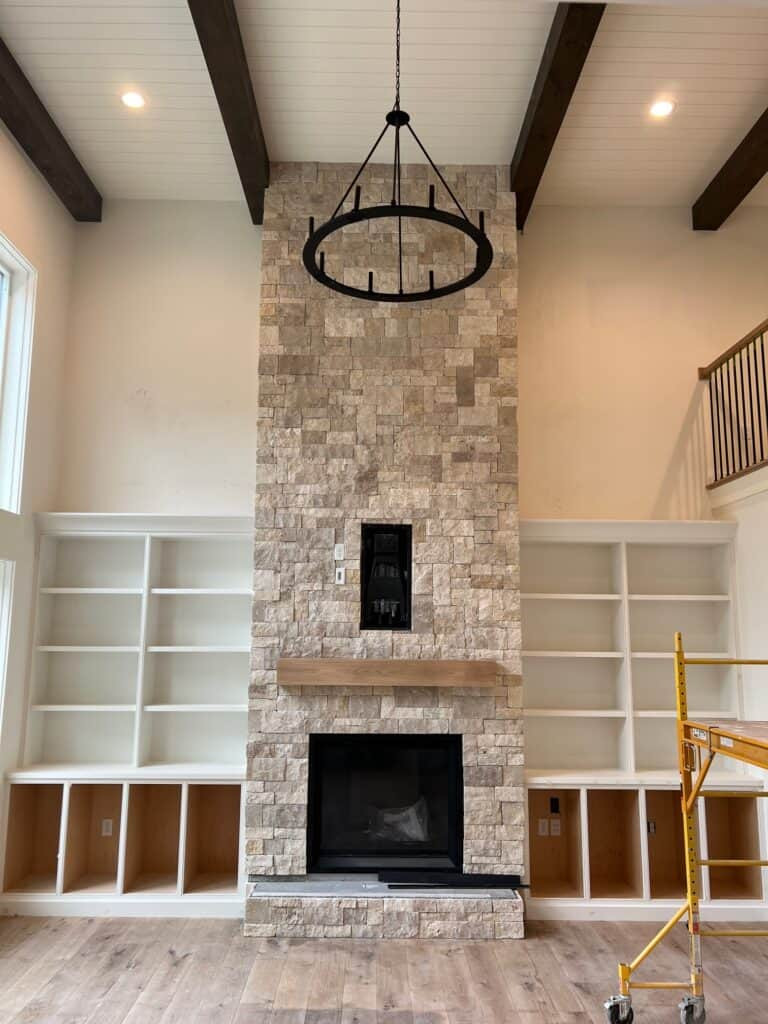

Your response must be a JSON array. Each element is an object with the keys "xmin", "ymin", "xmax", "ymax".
[{"xmin": 276, "ymin": 657, "xmax": 499, "ymax": 688}]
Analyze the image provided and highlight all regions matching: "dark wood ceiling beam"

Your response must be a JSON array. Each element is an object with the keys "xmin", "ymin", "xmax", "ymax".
[
  {"xmin": 693, "ymin": 106, "xmax": 768, "ymax": 230},
  {"xmin": 188, "ymin": 0, "xmax": 269, "ymax": 225},
  {"xmin": 510, "ymin": 2, "xmax": 605, "ymax": 231},
  {"xmin": 0, "ymin": 36, "xmax": 101, "ymax": 222}
]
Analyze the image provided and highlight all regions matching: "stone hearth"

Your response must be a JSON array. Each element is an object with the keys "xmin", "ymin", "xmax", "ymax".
[{"xmin": 246, "ymin": 162, "xmax": 522, "ymax": 938}]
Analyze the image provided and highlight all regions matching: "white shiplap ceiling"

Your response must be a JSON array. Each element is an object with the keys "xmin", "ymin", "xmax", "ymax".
[
  {"xmin": 235, "ymin": 0, "xmax": 557, "ymax": 166},
  {"xmin": 0, "ymin": 0, "xmax": 243, "ymax": 201},
  {"xmin": 1, "ymin": 1, "xmax": 768, "ymax": 209},
  {"xmin": 537, "ymin": 3, "xmax": 768, "ymax": 207}
]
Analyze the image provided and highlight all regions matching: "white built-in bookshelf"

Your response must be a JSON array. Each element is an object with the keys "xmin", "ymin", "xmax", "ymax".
[
  {"xmin": 3, "ymin": 516, "xmax": 766, "ymax": 922},
  {"xmin": 521, "ymin": 520, "xmax": 768, "ymax": 921},
  {"xmin": 1, "ymin": 515, "xmax": 251, "ymax": 917}
]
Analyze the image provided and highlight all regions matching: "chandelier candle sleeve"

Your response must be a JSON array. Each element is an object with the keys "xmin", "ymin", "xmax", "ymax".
[{"xmin": 302, "ymin": 0, "xmax": 493, "ymax": 303}]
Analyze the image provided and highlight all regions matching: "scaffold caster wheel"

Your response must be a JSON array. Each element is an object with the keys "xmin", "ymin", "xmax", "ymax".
[
  {"xmin": 604, "ymin": 996, "xmax": 633, "ymax": 1023},
  {"xmin": 679, "ymin": 995, "xmax": 706, "ymax": 1023}
]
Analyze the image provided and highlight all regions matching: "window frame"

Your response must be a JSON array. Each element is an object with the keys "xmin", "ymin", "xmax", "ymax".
[{"xmin": 0, "ymin": 234, "xmax": 37, "ymax": 514}]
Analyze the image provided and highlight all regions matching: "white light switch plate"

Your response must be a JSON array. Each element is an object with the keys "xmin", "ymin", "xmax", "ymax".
[
  {"xmin": 335, "ymin": 567, "xmax": 346, "ymax": 585},
  {"xmin": 334, "ymin": 543, "xmax": 345, "ymax": 560},
  {"xmin": 537, "ymin": 818, "xmax": 549, "ymax": 837},
  {"xmin": 550, "ymin": 818, "xmax": 561, "ymax": 837},
  {"xmin": 101, "ymin": 818, "xmax": 113, "ymax": 838}
]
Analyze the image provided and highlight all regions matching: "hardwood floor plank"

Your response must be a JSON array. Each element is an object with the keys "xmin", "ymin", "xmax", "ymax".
[
  {"xmin": 375, "ymin": 942, "xmax": 413, "ymax": 1024},
  {"xmin": 0, "ymin": 918, "xmax": 764, "ymax": 1024},
  {"xmin": 405, "ymin": 942, "xmax": 449, "ymax": 1024},
  {"xmin": 304, "ymin": 944, "xmax": 347, "ymax": 1024},
  {"xmin": 340, "ymin": 939, "xmax": 377, "ymax": 1024}
]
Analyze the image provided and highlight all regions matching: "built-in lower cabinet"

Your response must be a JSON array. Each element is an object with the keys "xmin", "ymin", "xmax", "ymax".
[
  {"xmin": 528, "ymin": 785, "xmax": 765, "ymax": 915},
  {"xmin": 587, "ymin": 789, "xmax": 643, "ymax": 899},
  {"xmin": 528, "ymin": 789, "xmax": 582, "ymax": 898},
  {"xmin": 63, "ymin": 784, "xmax": 122, "ymax": 893},
  {"xmin": 1, "ymin": 780, "xmax": 243, "ymax": 914},
  {"xmin": 124, "ymin": 784, "xmax": 181, "ymax": 894},
  {"xmin": 646, "ymin": 789, "xmax": 687, "ymax": 900},
  {"xmin": 2, "ymin": 784, "xmax": 62, "ymax": 893}
]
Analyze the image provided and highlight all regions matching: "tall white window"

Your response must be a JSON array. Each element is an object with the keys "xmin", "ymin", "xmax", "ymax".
[{"xmin": 0, "ymin": 234, "xmax": 36, "ymax": 513}]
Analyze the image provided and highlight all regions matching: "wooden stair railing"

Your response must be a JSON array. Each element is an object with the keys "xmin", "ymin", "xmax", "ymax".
[{"xmin": 699, "ymin": 317, "xmax": 768, "ymax": 487}]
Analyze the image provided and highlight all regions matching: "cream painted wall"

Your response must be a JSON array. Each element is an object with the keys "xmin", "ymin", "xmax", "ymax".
[
  {"xmin": 0, "ymin": 125, "xmax": 76, "ymax": 774},
  {"xmin": 0, "ymin": 126, "xmax": 75, "ymax": 513},
  {"xmin": 518, "ymin": 205, "xmax": 768, "ymax": 520},
  {"xmin": 57, "ymin": 199, "xmax": 260, "ymax": 514}
]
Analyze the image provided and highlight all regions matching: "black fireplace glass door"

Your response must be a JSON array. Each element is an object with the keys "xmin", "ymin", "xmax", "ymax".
[
  {"xmin": 360, "ymin": 523, "xmax": 411, "ymax": 630},
  {"xmin": 307, "ymin": 734, "xmax": 463, "ymax": 872}
]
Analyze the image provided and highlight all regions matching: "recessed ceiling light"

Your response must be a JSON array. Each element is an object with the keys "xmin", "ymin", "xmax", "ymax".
[
  {"xmin": 121, "ymin": 91, "xmax": 145, "ymax": 109},
  {"xmin": 650, "ymin": 99, "xmax": 675, "ymax": 119}
]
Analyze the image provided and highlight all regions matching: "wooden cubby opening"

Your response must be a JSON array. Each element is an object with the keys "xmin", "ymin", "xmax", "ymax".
[
  {"xmin": 646, "ymin": 790, "xmax": 686, "ymax": 899},
  {"xmin": 184, "ymin": 785, "xmax": 240, "ymax": 893},
  {"xmin": 63, "ymin": 784, "xmax": 122, "ymax": 893},
  {"xmin": 529, "ymin": 790, "xmax": 582, "ymax": 898},
  {"xmin": 3, "ymin": 784, "xmax": 62, "ymax": 892},
  {"xmin": 124, "ymin": 785, "xmax": 181, "ymax": 893},
  {"xmin": 588, "ymin": 790, "xmax": 643, "ymax": 898},
  {"xmin": 705, "ymin": 796, "xmax": 763, "ymax": 900}
]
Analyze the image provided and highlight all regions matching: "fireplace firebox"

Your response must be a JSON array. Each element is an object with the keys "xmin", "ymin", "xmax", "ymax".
[{"xmin": 307, "ymin": 734, "xmax": 463, "ymax": 872}]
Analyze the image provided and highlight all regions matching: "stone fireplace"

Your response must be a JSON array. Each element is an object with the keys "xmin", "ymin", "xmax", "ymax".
[{"xmin": 246, "ymin": 162, "xmax": 522, "ymax": 938}]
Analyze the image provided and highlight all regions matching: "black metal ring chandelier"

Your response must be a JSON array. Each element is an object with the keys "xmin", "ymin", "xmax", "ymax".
[{"xmin": 302, "ymin": 0, "xmax": 493, "ymax": 304}]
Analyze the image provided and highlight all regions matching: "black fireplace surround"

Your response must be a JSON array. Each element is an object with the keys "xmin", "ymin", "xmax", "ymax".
[{"xmin": 307, "ymin": 734, "xmax": 463, "ymax": 872}]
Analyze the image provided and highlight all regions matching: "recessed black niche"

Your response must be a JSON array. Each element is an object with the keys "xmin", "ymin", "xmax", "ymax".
[{"xmin": 360, "ymin": 523, "xmax": 412, "ymax": 630}]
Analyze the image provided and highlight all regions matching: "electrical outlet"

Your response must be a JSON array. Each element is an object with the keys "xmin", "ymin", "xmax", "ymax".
[
  {"xmin": 101, "ymin": 818, "xmax": 113, "ymax": 838},
  {"xmin": 537, "ymin": 818, "xmax": 549, "ymax": 837},
  {"xmin": 550, "ymin": 817, "xmax": 561, "ymax": 837},
  {"xmin": 335, "ymin": 566, "xmax": 346, "ymax": 585},
  {"xmin": 334, "ymin": 543, "xmax": 345, "ymax": 560}
]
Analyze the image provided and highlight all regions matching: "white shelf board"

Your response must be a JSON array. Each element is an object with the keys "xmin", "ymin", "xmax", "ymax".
[
  {"xmin": 633, "ymin": 709, "xmax": 738, "ymax": 719},
  {"xmin": 147, "ymin": 646, "xmax": 250, "ymax": 654},
  {"xmin": 37, "ymin": 646, "xmax": 141, "ymax": 654},
  {"xmin": 31, "ymin": 705, "xmax": 136, "ymax": 713},
  {"xmin": 8, "ymin": 762, "xmax": 246, "ymax": 782},
  {"xmin": 40, "ymin": 588, "xmax": 143, "ymax": 596},
  {"xmin": 144, "ymin": 705, "xmax": 247, "ymax": 713},
  {"xmin": 522, "ymin": 651, "xmax": 625, "ymax": 659},
  {"xmin": 521, "ymin": 593, "xmax": 622, "ymax": 601},
  {"xmin": 524, "ymin": 709, "xmax": 626, "ymax": 718},
  {"xmin": 526, "ymin": 768, "xmax": 764, "ymax": 789},
  {"xmin": 150, "ymin": 588, "xmax": 252, "ymax": 596},
  {"xmin": 628, "ymin": 594, "xmax": 730, "ymax": 603},
  {"xmin": 630, "ymin": 651, "xmax": 728, "ymax": 660},
  {"xmin": 136, "ymin": 762, "xmax": 246, "ymax": 779}
]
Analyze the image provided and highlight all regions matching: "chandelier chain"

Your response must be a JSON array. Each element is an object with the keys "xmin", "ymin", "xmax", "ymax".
[
  {"xmin": 395, "ymin": 0, "xmax": 401, "ymax": 109},
  {"xmin": 302, "ymin": 0, "xmax": 493, "ymax": 302}
]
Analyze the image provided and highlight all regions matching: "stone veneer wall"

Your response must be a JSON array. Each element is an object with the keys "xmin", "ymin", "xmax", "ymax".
[{"xmin": 248, "ymin": 162, "xmax": 522, "ymax": 887}]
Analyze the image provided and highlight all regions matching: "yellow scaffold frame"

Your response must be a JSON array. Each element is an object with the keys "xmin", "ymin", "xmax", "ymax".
[{"xmin": 605, "ymin": 631, "xmax": 768, "ymax": 1024}]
